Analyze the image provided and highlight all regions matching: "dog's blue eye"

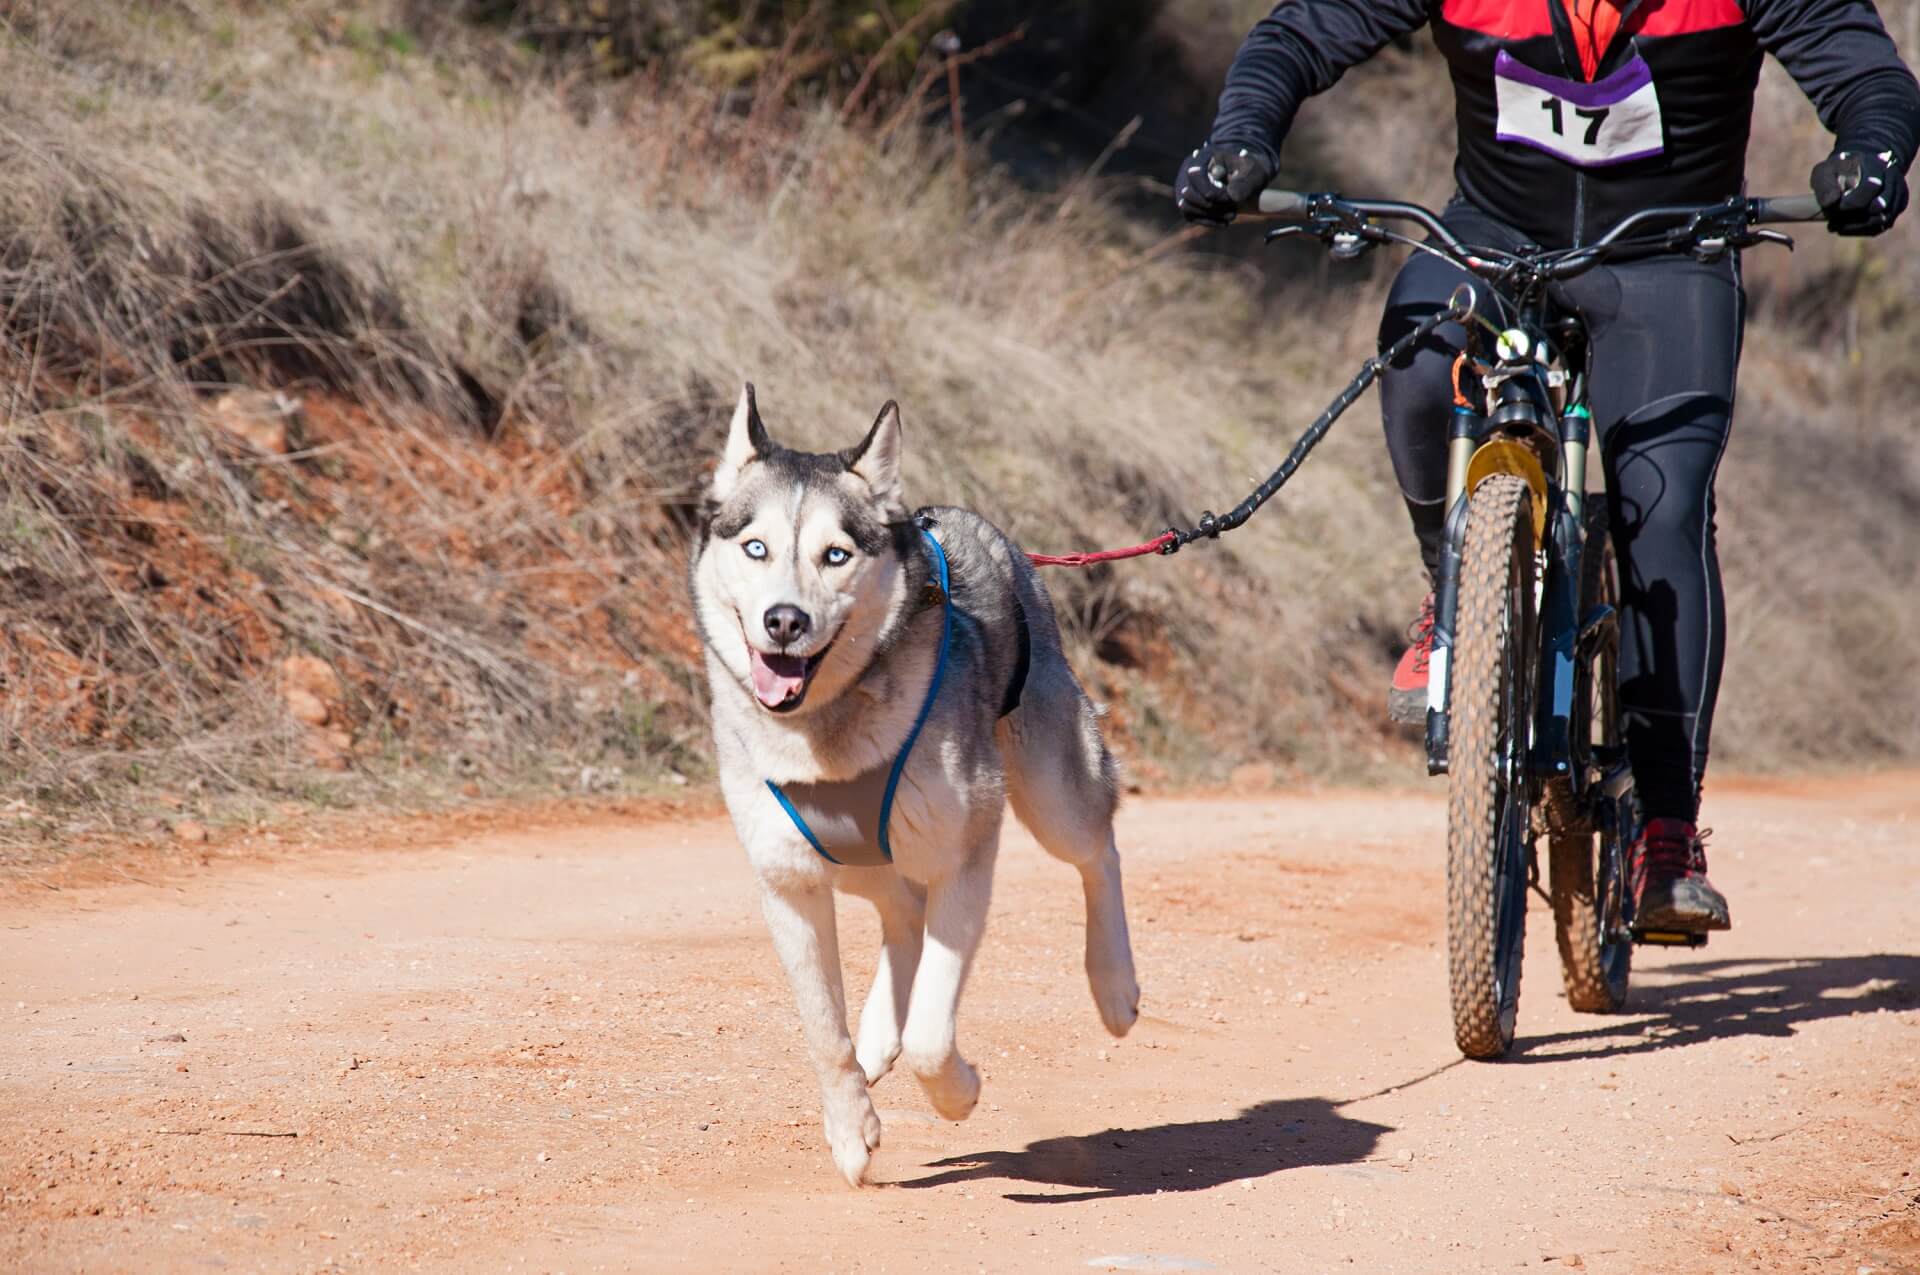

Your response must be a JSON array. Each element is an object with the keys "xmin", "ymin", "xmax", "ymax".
[
  {"xmin": 744, "ymin": 539, "xmax": 769, "ymax": 560},
  {"xmin": 824, "ymin": 547, "xmax": 852, "ymax": 567}
]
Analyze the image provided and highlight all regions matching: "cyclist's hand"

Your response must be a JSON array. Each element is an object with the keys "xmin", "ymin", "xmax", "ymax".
[
  {"xmin": 1174, "ymin": 142, "xmax": 1277, "ymax": 226},
  {"xmin": 1811, "ymin": 146, "xmax": 1908, "ymax": 237}
]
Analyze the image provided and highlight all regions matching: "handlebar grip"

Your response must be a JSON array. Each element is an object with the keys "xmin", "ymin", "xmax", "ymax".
[
  {"xmin": 1256, "ymin": 188, "xmax": 1311, "ymax": 217},
  {"xmin": 1753, "ymin": 193, "xmax": 1825, "ymax": 224}
]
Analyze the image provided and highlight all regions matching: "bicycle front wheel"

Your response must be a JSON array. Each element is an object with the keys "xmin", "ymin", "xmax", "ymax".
[{"xmin": 1446, "ymin": 474, "xmax": 1539, "ymax": 1060}]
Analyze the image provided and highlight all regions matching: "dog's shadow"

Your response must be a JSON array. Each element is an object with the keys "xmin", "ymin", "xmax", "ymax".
[{"xmin": 890, "ymin": 1097, "xmax": 1390, "ymax": 1203}]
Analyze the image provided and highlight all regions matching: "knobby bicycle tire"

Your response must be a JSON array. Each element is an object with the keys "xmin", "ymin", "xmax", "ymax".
[{"xmin": 1446, "ymin": 474, "xmax": 1538, "ymax": 1060}]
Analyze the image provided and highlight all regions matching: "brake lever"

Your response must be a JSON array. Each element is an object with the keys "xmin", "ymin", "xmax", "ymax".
[
  {"xmin": 1680, "ymin": 225, "xmax": 1796, "ymax": 261},
  {"xmin": 1263, "ymin": 214, "xmax": 1382, "ymax": 262},
  {"xmin": 1264, "ymin": 223, "xmax": 1315, "ymax": 244}
]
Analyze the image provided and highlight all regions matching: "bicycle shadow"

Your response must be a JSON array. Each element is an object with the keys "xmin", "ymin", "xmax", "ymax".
[
  {"xmin": 1517, "ymin": 953, "xmax": 1920, "ymax": 1063},
  {"xmin": 889, "ymin": 1096, "xmax": 1391, "ymax": 1203}
]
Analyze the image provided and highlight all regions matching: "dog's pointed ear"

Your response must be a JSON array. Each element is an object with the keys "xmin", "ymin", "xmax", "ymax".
[
  {"xmin": 843, "ymin": 400, "xmax": 904, "ymax": 509},
  {"xmin": 713, "ymin": 382, "xmax": 772, "ymax": 502}
]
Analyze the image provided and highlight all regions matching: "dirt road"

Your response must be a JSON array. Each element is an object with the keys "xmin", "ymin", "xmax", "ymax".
[{"xmin": 4, "ymin": 780, "xmax": 1917, "ymax": 1273}]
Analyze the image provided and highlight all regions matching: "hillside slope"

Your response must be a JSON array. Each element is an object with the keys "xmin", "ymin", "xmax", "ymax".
[{"xmin": 2, "ymin": 1, "xmax": 1916, "ymax": 846}]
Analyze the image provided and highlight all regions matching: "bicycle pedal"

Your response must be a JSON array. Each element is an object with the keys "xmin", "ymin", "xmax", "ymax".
[{"xmin": 1632, "ymin": 928, "xmax": 1709, "ymax": 948}]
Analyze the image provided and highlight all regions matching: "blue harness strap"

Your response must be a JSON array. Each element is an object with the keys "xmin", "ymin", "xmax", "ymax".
[{"xmin": 766, "ymin": 527, "xmax": 953, "ymax": 866}]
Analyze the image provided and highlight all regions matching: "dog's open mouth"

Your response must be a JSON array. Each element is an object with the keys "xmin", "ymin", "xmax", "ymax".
[{"xmin": 747, "ymin": 642, "xmax": 831, "ymax": 712}]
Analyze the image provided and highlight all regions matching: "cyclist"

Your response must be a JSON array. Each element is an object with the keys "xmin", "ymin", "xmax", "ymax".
[{"xmin": 1176, "ymin": 0, "xmax": 1919, "ymax": 936}]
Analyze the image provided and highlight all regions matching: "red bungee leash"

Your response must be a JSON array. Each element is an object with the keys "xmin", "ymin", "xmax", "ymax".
[{"xmin": 1025, "ymin": 532, "xmax": 1178, "ymax": 568}]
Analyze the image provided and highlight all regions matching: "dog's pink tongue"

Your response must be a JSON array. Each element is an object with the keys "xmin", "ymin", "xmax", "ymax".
[{"xmin": 748, "ymin": 648, "xmax": 808, "ymax": 707}]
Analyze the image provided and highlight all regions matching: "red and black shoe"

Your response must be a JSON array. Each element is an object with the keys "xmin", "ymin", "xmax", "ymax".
[
  {"xmin": 1387, "ymin": 592, "xmax": 1436, "ymax": 726},
  {"xmin": 1628, "ymin": 817, "xmax": 1731, "ymax": 933}
]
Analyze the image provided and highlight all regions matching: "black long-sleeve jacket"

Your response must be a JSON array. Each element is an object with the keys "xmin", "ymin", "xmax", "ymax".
[{"xmin": 1209, "ymin": 0, "xmax": 1920, "ymax": 247}]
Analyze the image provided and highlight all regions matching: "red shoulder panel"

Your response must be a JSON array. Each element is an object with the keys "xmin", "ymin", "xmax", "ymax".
[
  {"xmin": 1440, "ymin": 0, "xmax": 1556, "ymax": 39},
  {"xmin": 1630, "ymin": 0, "xmax": 1747, "ymax": 37},
  {"xmin": 1441, "ymin": 0, "xmax": 1746, "ymax": 40}
]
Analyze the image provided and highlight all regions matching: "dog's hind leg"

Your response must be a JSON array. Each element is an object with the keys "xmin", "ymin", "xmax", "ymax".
[
  {"xmin": 840, "ymin": 872, "xmax": 925, "ymax": 1086},
  {"xmin": 758, "ymin": 882, "xmax": 883, "ymax": 1186},
  {"xmin": 900, "ymin": 846, "xmax": 995, "ymax": 1121},
  {"xmin": 1002, "ymin": 667, "xmax": 1141, "ymax": 1038}
]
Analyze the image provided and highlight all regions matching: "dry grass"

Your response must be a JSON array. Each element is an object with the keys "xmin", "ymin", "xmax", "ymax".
[{"xmin": 1, "ymin": 1, "xmax": 1915, "ymax": 849}]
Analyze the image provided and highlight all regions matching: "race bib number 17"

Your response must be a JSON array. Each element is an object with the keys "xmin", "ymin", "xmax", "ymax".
[{"xmin": 1493, "ymin": 50, "xmax": 1665, "ymax": 168}]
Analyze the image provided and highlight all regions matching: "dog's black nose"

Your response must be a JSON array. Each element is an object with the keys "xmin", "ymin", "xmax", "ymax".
[{"xmin": 763, "ymin": 605, "xmax": 812, "ymax": 645}]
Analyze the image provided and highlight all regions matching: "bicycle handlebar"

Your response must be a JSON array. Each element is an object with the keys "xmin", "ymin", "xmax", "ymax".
[{"xmin": 1253, "ymin": 188, "xmax": 1828, "ymax": 281}]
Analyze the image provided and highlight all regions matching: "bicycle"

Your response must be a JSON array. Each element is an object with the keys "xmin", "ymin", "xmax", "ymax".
[{"xmin": 1253, "ymin": 188, "xmax": 1823, "ymax": 1058}]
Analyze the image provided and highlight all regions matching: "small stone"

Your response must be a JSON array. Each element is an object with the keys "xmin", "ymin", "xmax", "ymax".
[
  {"xmin": 281, "ymin": 655, "xmax": 342, "ymax": 703},
  {"xmin": 1292, "ymin": 991, "xmax": 1311, "ymax": 1006},
  {"xmin": 461, "ymin": 782, "xmax": 482, "ymax": 799},
  {"xmin": 175, "ymin": 1064, "xmax": 188, "ymax": 1072},
  {"xmin": 149, "ymin": 1032, "xmax": 187, "ymax": 1043},
  {"xmin": 537, "ymin": 1151, "xmax": 551, "ymax": 1162},
  {"xmin": 1563, "ymin": 1256, "xmax": 1584, "ymax": 1269},
  {"xmin": 285, "ymin": 688, "xmax": 330, "ymax": 727},
  {"xmin": 1394, "ymin": 1149, "xmax": 1413, "ymax": 1164},
  {"xmin": 174, "ymin": 821, "xmax": 208, "ymax": 844},
  {"xmin": 1719, "ymin": 1180, "xmax": 1743, "ymax": 1197}
]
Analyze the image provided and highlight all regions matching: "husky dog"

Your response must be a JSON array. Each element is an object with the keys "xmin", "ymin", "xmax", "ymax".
[{"xmin": 692, "ymin": 384, "xmax": 1140, "ymax": 1186}]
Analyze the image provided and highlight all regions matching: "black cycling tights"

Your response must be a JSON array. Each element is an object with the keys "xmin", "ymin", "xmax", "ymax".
[{"xmin": 1379, "ymin": 200, "xmax": 1742, "ymax": 823}]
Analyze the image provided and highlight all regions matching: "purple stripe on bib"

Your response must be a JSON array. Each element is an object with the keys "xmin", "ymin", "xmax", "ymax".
[{"xmin": 1493, "ymin": 49, "xmax": 1654, "ymax": 109}]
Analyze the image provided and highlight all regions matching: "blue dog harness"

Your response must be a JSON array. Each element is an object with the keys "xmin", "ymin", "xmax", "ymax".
[{"xmin": 766, "ymin": 526, "xmax": 955, "ymax": 867}]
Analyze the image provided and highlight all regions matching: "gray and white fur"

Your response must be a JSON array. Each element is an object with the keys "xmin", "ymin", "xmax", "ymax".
[{"xmin": 692, "ymin": 384, "xmax": 1140, "ymax": 1186}]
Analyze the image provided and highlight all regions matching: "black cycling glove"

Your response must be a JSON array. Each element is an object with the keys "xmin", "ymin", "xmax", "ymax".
[
  {"xmin": 1174, "ymin": 141, "xmax": 1278, "ymax": 226},
  {"xmin": 1811, "ymin": 145, "xmax": 1909, "ymax": 237}
]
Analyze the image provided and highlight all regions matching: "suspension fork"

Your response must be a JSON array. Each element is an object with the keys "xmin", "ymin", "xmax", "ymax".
[
  {"xmin": 1424, "ymin": 400, "xmax": 1589, "ymax": 779},
  {"xmin": 1424, "ymin": 406, "xmax": 1483, "ymax": 776},
  {"xmin": 1530, "ymin": 405, "xmax": 1592, "ymax": 785}
]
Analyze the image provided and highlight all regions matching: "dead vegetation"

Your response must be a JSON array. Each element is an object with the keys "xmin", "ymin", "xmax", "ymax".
[{"xmin": 0, "ymin": 0, "xmax": 1915, "ymax": 849}]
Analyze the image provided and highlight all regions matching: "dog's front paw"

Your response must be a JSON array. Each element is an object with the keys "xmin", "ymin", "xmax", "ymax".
[
  {"xmin": 824, "ymin": 1088, "xmax": 882, "ymax": 1186},
  {"xmin": 829, "ymin": 1130, "xmax": 872, "ymax": 1187}
]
